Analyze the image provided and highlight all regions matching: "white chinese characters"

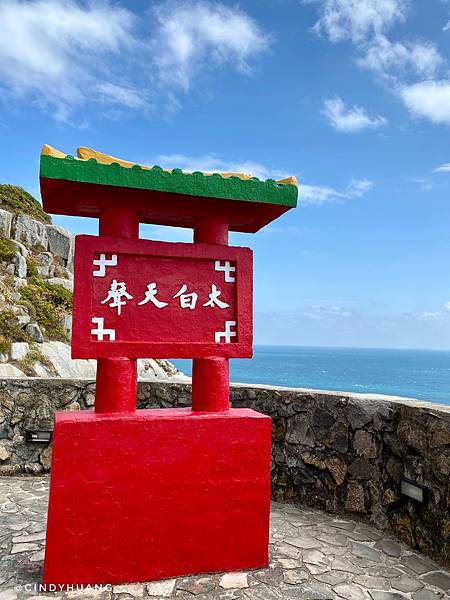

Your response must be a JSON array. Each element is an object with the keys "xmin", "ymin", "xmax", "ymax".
[
  {"xmin": 203, "ymin": 284, "xmax": 229, "ymax": 309},
  {"xmin": 95, "ymin": 257, "xmax": 238, "ymax": 344},
  {"xmin": 138, "ymin": 283, "xmax": 168, "ymax": 309},
  {"xmin": 173, "ymin": 285, "xmax": 198, "ymax": 310},
  {"xmin": 101, "ymin": 282, "xmax": 231, "ymax": 314},
  {"xmin": 101, "ymin": 280, "xmax": 133, "ymax": 316}
]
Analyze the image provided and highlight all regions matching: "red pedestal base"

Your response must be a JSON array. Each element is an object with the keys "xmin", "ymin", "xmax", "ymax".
[{"xmin": 43, "ymin": 408, "xmax": 272, "ymax": 586}]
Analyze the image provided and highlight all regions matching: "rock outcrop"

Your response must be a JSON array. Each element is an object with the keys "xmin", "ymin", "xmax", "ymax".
[{"xmin": 0, "ymin": 185, "xmax": 186, "ymax": 382}]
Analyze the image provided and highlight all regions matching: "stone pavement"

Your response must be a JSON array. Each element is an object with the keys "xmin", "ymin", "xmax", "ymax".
[{"xmin": 0, "ymin": 478, "xmax": 449, "ymax": 600}]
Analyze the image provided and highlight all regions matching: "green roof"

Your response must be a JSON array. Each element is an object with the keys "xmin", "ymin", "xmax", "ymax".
[{"xmin": 40, "ymin": 154, "xmax": 298, "ymax": 208}]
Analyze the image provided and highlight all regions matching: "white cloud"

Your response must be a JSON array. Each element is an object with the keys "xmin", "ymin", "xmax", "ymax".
[
  {"xmin": 433, "ymin": 163, "xmax": 450, "ymax": 173},
  {"xmin": 0, "ymin": 0, "xmax": 270, "ymax": 120},
  {"xmin": 416, "ymin": 312, "xmax": 440, "ymax": 320},
  {"xmin": 400, "ymin": 80, "xmax": 450, "ymax": 125},
  {"xmin": 358, "ymin": 35, "xmax": 443, "ymax": 79},
  {"xmin": 307, "ymin": 0, "xmax": 407, "ymax": 43},
  {"xmin": 307, "ymin": 0, "xmax": 449, "ymax": 127},
  {"xmin": 299, "ymin": 178, "xmax": 373, "ymax": 205},
  {"xmin": 95, "ymin": 83, "xmax": 146, "ymax": 109},
  {"xmin": 346, "ymin": 178, "xmax": 374, "ymax": 196},
  {"xmin": 303, "ymin": 304, "xmax": 354, "ymax": 320},
  {"xmin": 299, "ymin": 184, "xmax": 343, "ymax": 204},
  {"xmin": 151, "ymin": 1, "xmax": 271, "ymax": 90},
  {"xmin": 0, "ymin": 0, "xmax": 137, "ymax": 120},
  {"xmin": 323, "ymin": 97, "xmax": 386, "ymax": 132},
  {"xmin": 416, "ymin": 303, "xmax": 450, "ymax": 319},
  {"xmin": 152, "ymin": 153, "xmax": 373, "ymax": 206}
]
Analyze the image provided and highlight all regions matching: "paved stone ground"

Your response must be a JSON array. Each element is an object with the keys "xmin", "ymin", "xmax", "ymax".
[{"xmin": 0, "ymin": 478, "xmax": 449, "ymax": 600}]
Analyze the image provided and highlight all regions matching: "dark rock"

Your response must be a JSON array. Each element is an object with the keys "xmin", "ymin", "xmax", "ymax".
[
  {"xmin": 353, "ymin": 430, "xmax": 378, "ymax": 458},
  {"xmin": 345, "ymin": 481, "xmax": 366, "ymax": 513},
  {"xmin": 397, "ymin": 423, "xmax": 427, "ymax": 453},
  {"xmin": 324, "ymin": 422, "xmax": 349, "ymax": 452},
  {"xmin": 349, "ymin": 458, "xmax": 377, "ymax": 480},
  {"xmin": 286, "ymin": 415, "xmax": 315, "ymax": 446},
  {"xmin": 430, "ymin": 428, "xmax": 450, "ymax": 447},
  {"xmin": 382, "ymin": 489, "xmax": 401, "ymax": 505},
  {"xmin": 389, "ymin": 513, "xmax": 415, "ymax": 548},
  {"xmin": 273, "ymin": 418, "xmax": 286, "ymax": 442},
  {"xmin": 385, "ymin": 456, "xmax": 403, "ymax": 482},
  {"xmin": 312, "ymin": 406, "xmax": 335, "ymax": 429},
  {"xmin": 348, "ymin": 401, "xmax": 375, "ymax": 429}
]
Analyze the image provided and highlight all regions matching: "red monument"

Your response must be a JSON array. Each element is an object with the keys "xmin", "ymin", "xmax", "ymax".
[{"xmin": 40, "ymin": 145, "xmax": 298, "ymax": 585}]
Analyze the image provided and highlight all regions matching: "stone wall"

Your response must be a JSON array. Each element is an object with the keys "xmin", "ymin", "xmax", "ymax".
[{"xmin": 0, "ymin": 378, "xmax": 449, "ymax": 567}]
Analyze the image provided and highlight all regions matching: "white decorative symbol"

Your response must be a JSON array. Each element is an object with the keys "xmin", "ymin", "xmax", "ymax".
[
  {"xmin": 215, "ymin": 260, "xmax": 236, "ymax": 283},
  {"xmin": 91, "ymin": 317, "xmax": 116, "ymax": 341},
  {"xmin": 215, "ymin": 320, "xmax": 237, "ymax": 344},
  {"xmin": 93, "ymin": 254, "xmax": 118, "ymax": 277}
]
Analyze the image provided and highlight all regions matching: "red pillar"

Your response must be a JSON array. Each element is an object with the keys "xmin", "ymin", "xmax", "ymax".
[
  {"xmin": 95, "ymin": 207, "xmax": 139, "ymax": 413},
  {"xmin": 192, "ymin": 216, "xmax": 230, "ymax": 412}
]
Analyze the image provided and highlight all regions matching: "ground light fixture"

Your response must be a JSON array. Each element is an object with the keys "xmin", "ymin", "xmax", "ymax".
[
  {"xmin": 26, "ymin": 430, "xmax": 53, "ymax": 443},
  {"xmin": 400, "ymin": 477, "xmax": 428, "ymax": 503}
]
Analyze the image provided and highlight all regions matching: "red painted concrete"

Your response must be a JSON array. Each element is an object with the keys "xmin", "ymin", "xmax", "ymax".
[
  {"xmin": 97, "ymin": 206, "xmax": 139, "ymax": 413},
  {"xmin": 95, "ymin": 357, "xmax": 136, "ymax": 413},
  {"xmin": 44, "ymin": 167, "xmax": 272, "ymax": 586},
  {"xmin": 43, "ymin": 408, "xmax": 272, "ymax": 586},
  {"xmin": 194, "ymin": 215, "xmax": 229, "ymax": 245},
  {"xmin": 72, "ymin": 236, "xmax": 253, "ymax": 359},
  {"xmin": 192, "ymin": 216, "xmax": 230, "ymax": 412},
  {"xmin": 99, "ymin": 206, "xmax": 139, "ymax": 239},
  {"xmin": 191, "ymin": 357, "xmax": 230, "ymax": 412},
  {"xmin": 41, "ymin": 177, "xmax": 292, "ymax": 233}
]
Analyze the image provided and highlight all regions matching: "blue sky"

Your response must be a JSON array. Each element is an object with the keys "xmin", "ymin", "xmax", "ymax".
[{"xmin": 1, "ymin": 0, "xmax": 450, "ymax": 349}]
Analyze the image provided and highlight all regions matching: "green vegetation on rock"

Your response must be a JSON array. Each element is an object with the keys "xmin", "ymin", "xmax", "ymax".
[
  {"xmin": 0, "ymin": 184, "xmax": 51, "ymax": 224},
  {"xmin": 26, "ymin": 256, "xmax": 39, "ymax": 277},
  {"xmin": 0, "ymin": 310, "xmax": 30, "ymax": 344},
  {"xmin": 0, "ymin": 236, "xmax": 16, "ymax": 262},
  {"xmin": 0, "ymin": 184, "xmax": 73, "ymax": 357},
  {"xmin": 20, "ymin": 278, "xmax": 72, "ymax": 340},
  {"xmin": 0, "ymin": 337, "xmax": 11, "ymax": 353},
  {"xmin": 17, "ymin": 347, "xmax": 53, "ymax": 376}
]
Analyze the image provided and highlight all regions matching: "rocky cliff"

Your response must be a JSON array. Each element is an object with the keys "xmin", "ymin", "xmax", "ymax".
[{"xmin": 0, "ymin": 184, "xmax": 187, "ymax": 382}]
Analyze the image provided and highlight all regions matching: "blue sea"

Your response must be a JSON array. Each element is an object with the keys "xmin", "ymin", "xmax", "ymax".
[{"xmin": 171, "ymin": 346, "xmax": 450, "ymax": 407}]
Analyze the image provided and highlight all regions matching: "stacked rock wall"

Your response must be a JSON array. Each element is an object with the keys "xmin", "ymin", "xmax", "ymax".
[{"xmin": 0, "ymin": 378, "xmax": 448, "ymax": 567}]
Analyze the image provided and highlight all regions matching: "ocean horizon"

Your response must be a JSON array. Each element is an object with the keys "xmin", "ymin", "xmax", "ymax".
[{"xmin": 171, "ymin": 345, "xmax": 450, "ymax": 407}]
